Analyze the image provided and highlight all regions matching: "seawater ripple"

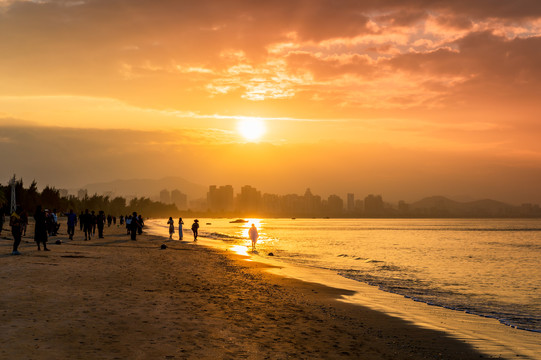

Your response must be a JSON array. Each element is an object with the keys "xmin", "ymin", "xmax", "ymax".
[{"xmin": 146, "ymin": 218, "xmax": 541, "ymax": 333}]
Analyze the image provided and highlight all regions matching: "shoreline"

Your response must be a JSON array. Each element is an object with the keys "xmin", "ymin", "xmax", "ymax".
[
  {"xmin": 145, "ymin": 220, "xmax": 541, "ymax": 359},
  {"xmin": 0, "ymin": 225, "xmax": 533, "ymax": 359}
]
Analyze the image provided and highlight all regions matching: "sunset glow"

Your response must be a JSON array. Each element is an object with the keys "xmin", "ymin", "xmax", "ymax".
[
  {"xmin": 1, "ymin": 1, "xmax": 541, "ymax": 203},
  {"xmin": 237, "ymin": 119, "xmax": 266, "ymax": 142}
]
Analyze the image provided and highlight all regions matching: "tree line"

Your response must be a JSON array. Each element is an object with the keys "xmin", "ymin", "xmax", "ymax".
[{"xmin": 0, "ymin": 179, "xmax": 179, "ymax": 218}]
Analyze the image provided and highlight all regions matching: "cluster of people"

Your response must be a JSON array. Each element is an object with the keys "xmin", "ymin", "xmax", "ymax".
[
  {"xmin": 5, "ymin": 205, "xmax": 146, "ymax": 255},
  {"xmin": 167, "ymin": 217, "xmax": 200, "ymax": 241},
  {"xmin": 6, "ymin": 205, "xmax": 260, "ymax": 255},
  {"xmin": 125, "ymin": 213, "xmax": 144, "ymax": 240},
  {"xmin": 165, "ymin": 217, "xmax": 258, "ymax": 250},
  {"xmin": 9, "ymin": 205, "xmax": 50, "ymax": 255}
]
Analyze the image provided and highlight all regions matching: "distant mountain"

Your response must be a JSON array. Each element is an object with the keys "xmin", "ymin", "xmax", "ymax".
[
  {"xmin": 410, "ymin": 196, "xmax": 516, "ymax": 217},
  {"xmin": 77, "ymin": 177, "xmax": 207, "ymax": 200}
]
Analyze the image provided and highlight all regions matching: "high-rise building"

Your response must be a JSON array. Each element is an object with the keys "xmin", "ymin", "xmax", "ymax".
[
  {"xmin": 207, "ymin": 185, "xmax": 234, "ymax": 212},
  {"xmin": 159, "ymin": 189, "xmax": 171, "ymax": 204},
  {"xmin": 303, "ymin": 188, "xmax": 322, "ymax": 216},
  {"xmin": 364, "ymin": 194, "xmax": 384, "ymax": 215},
  {"xmin": 171, "ymin": 189, "xmax": 188, "ymax": 210},
  {"xmin": 327, "ymin": 194, "xmax": 344, "ymax": 215},
  {"xmin": 237, "ymin": 185, "xmax": 261, "ymax": 213},
  {"xmin": 347, "ymin": 193, "xmax": 355, "ymax": 212}
]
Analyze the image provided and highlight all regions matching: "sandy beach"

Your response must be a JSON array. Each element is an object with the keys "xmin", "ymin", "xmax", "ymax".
[{"xmin": 1, "ymin": 224, "xmax": 495, "ymax": 359}]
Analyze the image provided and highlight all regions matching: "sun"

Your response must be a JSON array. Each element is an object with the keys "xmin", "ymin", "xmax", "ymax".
[{"xmin": 237, "ymin": 118, "xmax": 266, "ymax": 142}]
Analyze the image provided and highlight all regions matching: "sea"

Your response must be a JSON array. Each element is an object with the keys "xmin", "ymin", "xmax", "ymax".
[{"xmin": 146, "ymin": 218, "xmax": 541, "ymax": 334}]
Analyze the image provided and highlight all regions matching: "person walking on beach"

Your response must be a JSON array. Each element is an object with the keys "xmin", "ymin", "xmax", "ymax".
[
  {"xmin": 79, "ymin": 211, "xmax": 84, "ymax": 231},
  {"xmin": 82, "ymin": 209, "xmax": 93, "ymax": 241},
  {"xmin": 178, "ymin": 217, "xmax": 184, "ymax": 240},
  {"xmin": 91, "ymin": 211, "xmax": 97, "ymax": 236},
  {"xmin": 0, "ymin": 208, "xmax": 4, "ymax": 237},
  {"xmin": 34, "ymin": 205, "xmax": 49, "ymax": 251},
  {"xmin": 51, "ymin": 209, "xmax": 60, "ymax": 236},
  {"xmin": 125, "ymin": 215, "xmax": 131, "ymax": 235},
  {"xmin": 97, "ymin": 210, "xmax": 106, "ymax": 238},
  {"xmin": 65, "ymin": 209, "xmax": 77, "ymax": 240},
  {"xmin": 248, "ymin": 223, "xmax": 259, "ymax": 251},
  {"xmin": 167, "ymin": 217, "xmax": 175, "ymax": 239},
  {"xmin": 9, "ymin": 206, "xmax": 23, "ymax": 255},
  {"xmin": 20, "ymin": 209, "xmax": 28, "ymax": 236},
  {"xmin": 191, "ymin": 219, "xmax": 199, "ymax": 241},
  {"xmin": 130, "ymin": 212, "xmax": 141, "ymax": 240},
  {"xmin": 137, "ymin": 215, "xmax": 144, "ymax": 235}
]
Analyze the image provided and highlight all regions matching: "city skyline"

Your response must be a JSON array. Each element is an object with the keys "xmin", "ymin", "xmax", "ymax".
[{"xmin": 2, "ymin": 1, "xmax": 541, "ymax": 204}]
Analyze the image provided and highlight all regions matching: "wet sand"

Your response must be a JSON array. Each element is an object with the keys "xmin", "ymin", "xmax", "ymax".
[{"xmin": 1, "ymin": 225, "xmax": 491, "ymax": 359}]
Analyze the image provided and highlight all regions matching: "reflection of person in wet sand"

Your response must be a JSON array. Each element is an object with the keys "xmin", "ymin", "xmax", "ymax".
[{"xmin": 248, "ymin": 223, "xmax": 259, "ymax": 251}]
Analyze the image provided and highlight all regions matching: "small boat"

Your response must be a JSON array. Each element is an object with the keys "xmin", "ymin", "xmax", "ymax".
[{"xmin": 229, "ymin": 219, "xmax": 248, "ymax": 223}]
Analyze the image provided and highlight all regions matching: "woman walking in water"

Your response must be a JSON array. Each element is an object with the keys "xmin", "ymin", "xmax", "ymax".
[
  {"xmin": 167, "ymin": 217, "xmax": 175, "ymax": 239},
  {"xmin": 178, "ymin": 217, "xmax": 184, "ymax": 240},
  {"xmin": 249, "ymin": 223, "xmax": 259, "ymax": 251}
]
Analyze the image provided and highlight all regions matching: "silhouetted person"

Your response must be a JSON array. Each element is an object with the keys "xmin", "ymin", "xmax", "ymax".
[
  {"xmin": 113, "ymin": 216, "xmax": 116, "ymax": 225},
  {"xmin": 107, "ymin": 214, "xmax": 112, "ymax": 227},
  {"xmin": 125, "ymin": 215, "xmax": 131, "ymax": 235},
  {"xmin": 82, "ymin": 209, "xmax": 93, "ymax": 241},
  {"xmin": 97, "ymin": 210, "xmax": 106, "ymax": 238},
  {"xmin": 52, "ymin": 209, "xmax": 60, "ymax": 236},
  {"xmin": 119, "ymin": 215, "xmax": 124, "ymax": 225},
  {"xmin": 34, "ymin": 205, "xmax": 49, "ymax": 251},
  {"xmin": 130, "ymin": 212, "xmax": 140, "ymax": 240},
  {"xmin": 65, "ymin": 209, "xmax": 77, "ymax": 240},
  {"xmin": 191, "ymin": 219, "xmax": 199, "ymax": 241},
  {"xmin": 20, "ymin": 210, "xmax": 28, "ymax": 236},
  {"xmin": 10, "ymin": 206, "xmax": 23, "ymax": 255},
  {"xmin": 0, "ymin": 208, "xmax": 4, "ymax": 237},
  {"xmin": 137, "ymin": 215, "xmax": 144, "ymax": 235},
  {"xmin": 249, "ymin": 223, "xmax": 259, "ymax": 251},
  {"xmin": 79, "ymin": 211, "xmax": 84, "ymax": 231},
  {"xmin": 91, "ymin": 211, "xmax": 97, "ymax": 235},
  {"xmin": 178, "ymin": 217, "xmax": 184, "ymax": 240},
  {"xmin": 167, "ymin": 217, "xmax": 174, "ymax": 239}
]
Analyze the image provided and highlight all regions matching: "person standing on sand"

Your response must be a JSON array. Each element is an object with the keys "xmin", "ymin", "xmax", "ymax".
[
  {"xmin": 91, "ymin": 210, "xmax": 97, "ymax": 236},
  {"xmin": 248, "ymin": 223, "xmax": 259, "ymax": 251},
  {"xmin": 9, "ymin": 206, "xmax": 23, "ymax": 255},
  {"xmin": 0, "ymin": 208, "xmax": 4, "ymax": 237},
  {"xmin": 178, "ymin": 217, "xmax": 184, "ymax": 240},
  {"xmin": 82, "ymin": 209, "xmax": 93, "ymax": 241},
  {"xmin": 20, "ymin": 209, "xmax": 28, "ymax": 236},
  {"xmin": 34, "ymin": 205, "xmax": 49, "ymax": 251},
  {"xmin": 97, "ymin": 210, "xmax": 106, "ymax": 238},
  {"xmin": 79, "ymin": 211, "xmax": 84, "ymax": 231},
  {"xmin": 65, "ymin": 209, "xmax": 77, "ymax": 240},
  {"xmin": 167, "ymin": 217, "xmax": 175, "ymax": 239},
  {"xmin": 191, "ymin": 219, "xmax": 199, "ymax": 241},
  {"xmin": 125, "ymin": 215, "xmax": 131, "ymax": 235},
  {"xmin": 137, "ymin": 215, "xmax": 144, "ymax": 235},
  {"xmin": 130, "ymin": 212, "xmax": 140, "ymax": 240}
]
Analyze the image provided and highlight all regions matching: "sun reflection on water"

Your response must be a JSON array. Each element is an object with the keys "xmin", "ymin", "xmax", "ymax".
[{"xmin": 230, "ymin": 245, "xmax": 250, "ymax": 256}]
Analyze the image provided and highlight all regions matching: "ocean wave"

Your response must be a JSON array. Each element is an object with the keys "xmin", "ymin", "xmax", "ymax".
[
  {"xmin": 338, "ymin": 270, "xmax": 541, "ymax": 333},
  {"xmin": 205, "ymin": 232, "xmax": 245, "ymax": 241}
]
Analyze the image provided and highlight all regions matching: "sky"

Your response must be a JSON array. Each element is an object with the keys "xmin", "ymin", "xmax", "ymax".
[{"xmin": 1, "ymin": 0, "xmax": 541, "ymax": 204}]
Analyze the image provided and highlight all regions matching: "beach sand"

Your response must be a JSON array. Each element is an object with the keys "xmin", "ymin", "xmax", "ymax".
[{"xmin": 1, "ymin": 225, "xmax": 489, "ymax": 359}]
